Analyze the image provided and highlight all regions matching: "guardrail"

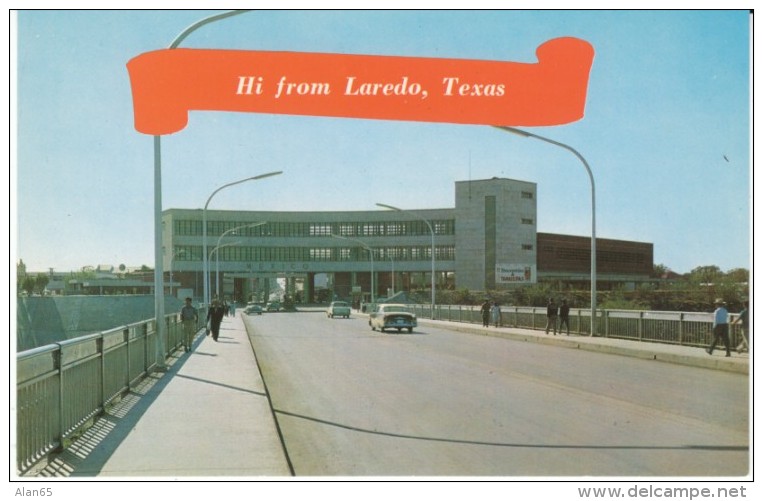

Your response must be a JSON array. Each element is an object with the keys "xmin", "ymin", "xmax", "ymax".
[
  {"xmin": 409, "ymin": 304, "xmax": 744, "ymax": 347},
  {"xmin": 15, "ymin": 308, "xmax": 207, "ymax": 475}
]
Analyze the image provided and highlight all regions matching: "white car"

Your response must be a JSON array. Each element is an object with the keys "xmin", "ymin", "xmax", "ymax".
[
  {"xmin": 368, "ymin": 304, "xmax": 417, "ymax": 333},
  {"xmin": 326, "ymin": 301, "xmax": 351, "ymax": 318}
]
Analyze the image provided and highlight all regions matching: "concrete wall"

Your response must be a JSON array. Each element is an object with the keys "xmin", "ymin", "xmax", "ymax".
[{"xmin": 16, "ymin": 295, "xmax": 184, "ymax": 352}]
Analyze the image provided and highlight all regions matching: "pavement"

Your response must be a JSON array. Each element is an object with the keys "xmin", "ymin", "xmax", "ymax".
[
  {"xmin": 35, "ymin": 311, "xmax": 293, "ymax": 478},
  {"xmin": 31, "ymin": 308, "xmax": 748, "ymax": 478},
  {"xmin": 417, "ymin": 317, "xmax": 750, "ymax": 375}
]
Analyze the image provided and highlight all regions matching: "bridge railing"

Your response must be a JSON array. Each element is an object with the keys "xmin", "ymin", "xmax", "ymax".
[
  {"xmin": 411, "ymin": 304, "xmax": 743, "ymax": 347},
  {"xmin": 15, "ymin": 308, "xmax": 207, "ymax": 475}
]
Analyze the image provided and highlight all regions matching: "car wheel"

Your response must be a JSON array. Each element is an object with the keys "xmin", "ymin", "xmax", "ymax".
[
  {"xmin": 380, "ymin": 327, "xmax": 385, "ymax": 333},
  {"xmin": 397, "ymin": 328, "xmax": 402, "ymax": 332},
  {"xmin": 407, "ymin": 327, "xmax": 413, "ymax": 333}
]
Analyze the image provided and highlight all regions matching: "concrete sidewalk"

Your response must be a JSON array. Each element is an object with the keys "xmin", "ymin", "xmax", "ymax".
[
  {"xmin": 416, "ymin": 317, "xmax": 749, "ymax": 374},
  {"xmin": 37, "ymin": 312, "xmax": 292, "ymax": 478}
]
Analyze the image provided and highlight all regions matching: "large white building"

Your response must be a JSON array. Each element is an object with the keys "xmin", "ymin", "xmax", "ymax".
[{"xmin": 163, "ymin": 177, "xmax": 652, "ymax": 303}]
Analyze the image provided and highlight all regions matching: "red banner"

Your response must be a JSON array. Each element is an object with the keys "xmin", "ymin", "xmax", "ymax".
[{"xmin": 127, "ymin": 37, "xmax": 594, "ymax": 135}]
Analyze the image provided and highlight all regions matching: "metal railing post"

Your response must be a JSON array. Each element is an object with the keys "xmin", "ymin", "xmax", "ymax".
[
  {"xmin": 678, "ymin": 312, "xmax": 684, "ymax": 346},
  {"xmin": 98, "ymin": 336, "xmax": 105, "ymax": 411},
  {"xmin": 55, "ymin": 345, "xmax": 64, "ymax": 451},
  {"xmin": 124, "ymin": 328, "xmax": 132, "ymax": 390}
]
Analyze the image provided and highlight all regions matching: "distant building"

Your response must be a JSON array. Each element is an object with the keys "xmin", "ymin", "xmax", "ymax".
[
  {"xmin": 163, "ymin": 177, "xmax": 653, "ymax": 302},
  {"xmin": 18, "ymin": 266, "xmax": 159, "ymax": 296}
]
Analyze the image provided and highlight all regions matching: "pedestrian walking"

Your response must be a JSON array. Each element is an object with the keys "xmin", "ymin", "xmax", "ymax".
[
  {"xmin": 706, "ymin": 298, "xmax": 731, "ymax": 357},
  {"xmin": 545, "ymin": 298, "xmax": 558, "ymax": 335},
  {"xmin": 180, "ymin": 297, "xmax": 198, "ymax": 352},
  {"xmin": 491, "ymin": 301, "xmax": 502, "ymax": 327},
  {"xmin": 559, "ymin": 299, "xmax": 571, "ymax": 335},
  {"xmin": 732, "ymin": 300, "xmax": 749, "ymax": 353},
  {"xmin": 206, "ymin": 299, "xmax": 226, "ymax": 342},
  {"xmin": 481, "ymin": 299, "xmax": 491, "ymax": 327}
]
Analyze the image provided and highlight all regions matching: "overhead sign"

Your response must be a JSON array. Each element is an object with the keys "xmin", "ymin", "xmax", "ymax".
[{"xmin": 127, "ymin": 37, "xmax": 594, "ymax": 135}]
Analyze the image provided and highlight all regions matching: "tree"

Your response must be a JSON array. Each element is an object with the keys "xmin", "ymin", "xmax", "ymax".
[
  {"xmin": 652, "ymin": 263, "xmax": 670, "ymax": 278},
  {"xmin": 22, "ymin": 277, "xmax": 36, "ymax": 295},
  {"xmin": 688, "ymin": 265, "xmax": 722, "ymax": 285},
  {"xmin": 35, "ymin": 275, "xmax": 49, "ymax": 295},
  {"xmin": 725, "ymin": 268, "xmax": 749, "ymax": 284},
  {"xmin": 20, "ymin": 275, "xmax": 49, "ymax": 295}
]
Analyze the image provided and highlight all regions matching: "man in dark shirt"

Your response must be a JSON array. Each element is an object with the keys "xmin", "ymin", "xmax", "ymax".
[
  {"xmin": 545, "ymin": 298, "xmax": 558, "ymax": 335},
  {"xmin": 559, "ymin": 299, "xmax": 571, "ymax": 335},
  {"xmin": 480, "ymin": 300, "xmax": 491, "ymax": 327},
  {"xmin": 206, "ymin": 299, "xmax": 226, "ymax": 342}
]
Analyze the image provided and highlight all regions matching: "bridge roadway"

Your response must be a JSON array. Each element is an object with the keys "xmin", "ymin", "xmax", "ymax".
[{"xmin": 34, "ymin": 307, "xmax": 749, "ymax": 478}]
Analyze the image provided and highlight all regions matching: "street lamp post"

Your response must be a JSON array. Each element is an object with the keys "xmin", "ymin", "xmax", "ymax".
[
  {"xmin": 203, "ymin": 172, "xmax": 282, "ymax": 305},
  {"xmin": 210, "ymin": 241, "xmax": 242, "ymax": 299},
  {"xmin": 331, "ymin": 234, "xmax": 375, "ymax": 304},
  {"xmin": 376, "ymin": 203, "xmax": 435, "ymax": 319},
  {"xmin": 151, "ymin": 10, "xmax": 252, "ymax": 371},
  {"xmin": 493, "ymin": 125, "xmax": 597, "ymax": 335},
  {"xmin": 386, "ymin": 252, "xmax": 395, "ymax": 296},
  {"xmin": 213, "ymin": 222, "xmax": 266, "ymax": 299}
]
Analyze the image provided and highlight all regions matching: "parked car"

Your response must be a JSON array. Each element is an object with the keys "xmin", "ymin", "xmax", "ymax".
[
  {"xmin": 266, "ymin": 302, "xmax": 281, "ymax": 312},
  {"xmin": 368, "ymin": 304, "xmax": 417, "ymax": 333},
  {"xmin": 244, "ymin": 303, "xmax": 263, "ymax": 315},
  {"xmin": 326, "ymin": 301, "xmax": 351, "ymax": 318}
]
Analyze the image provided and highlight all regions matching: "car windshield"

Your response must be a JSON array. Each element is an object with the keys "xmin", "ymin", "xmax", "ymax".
[
  {"xmin": 333, "ymin": 302, "xmax": 348, "ymax": 307},
  {"xmin": 382, "ymin": 306, "xmax": 411, "ymax": 313}
]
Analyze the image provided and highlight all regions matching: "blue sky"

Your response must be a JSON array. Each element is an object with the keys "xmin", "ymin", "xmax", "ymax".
[{"xmin": 13, "ymin": 9, "xmax": 751, "ymax": 275}]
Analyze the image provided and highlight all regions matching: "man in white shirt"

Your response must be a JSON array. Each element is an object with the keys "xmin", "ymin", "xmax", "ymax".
[{"xmin": 706, "ymin": 298, "xmax": 731, "ymax": 357}]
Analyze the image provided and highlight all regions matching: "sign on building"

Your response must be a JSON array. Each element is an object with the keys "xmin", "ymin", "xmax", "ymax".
[{"xmin": 496, "ymin": 264, "xmax": 536, "ymax": 284}]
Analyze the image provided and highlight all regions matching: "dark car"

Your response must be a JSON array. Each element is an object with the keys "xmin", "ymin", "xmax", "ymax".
[{"xmin": 244, "ymin": 303, "xmax": 263, "ymax": 315}]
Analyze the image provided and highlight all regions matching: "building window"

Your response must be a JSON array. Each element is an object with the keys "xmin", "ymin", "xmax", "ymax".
[
  {"xmin": 521, "ymin": 191, "xmax": 533, "ymax": 199},
  {"xmin": 434, "ymin": 220, "xmax": 455, "ymax": 235},
  {"xmin": 522, "ymin": 244, "xmax": 533, "ymax": 250},
  {"xmin": 174, "ymin": 219, "xmax": 203, "ymax": 236},
  {"xmin": 309, "ymin": 223, "xmax": 331, "ymax": 236},
  {"xmin": 521, "ymin": 218, "xmax": 534, "ymax": 225},
  {"xmin": 386, "ymin": 222, "xmax": 404, "ymax": 236},
  {"xmin": 309, "ymin": 248, "xmax": 332, "ymax": 261},
  {"xmin": 337, "ymin": 223, "xmax": 356, "ymax": 237}
]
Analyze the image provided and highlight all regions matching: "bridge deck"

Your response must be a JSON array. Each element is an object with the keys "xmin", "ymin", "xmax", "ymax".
[{"xmin": 31, "ymin": 309, "xmax": 747, "ymax": 478}]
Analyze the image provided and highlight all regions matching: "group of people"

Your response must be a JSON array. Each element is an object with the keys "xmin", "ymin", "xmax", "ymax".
[
  {"xmin": 706, "ymin": 298, "xmax": 749, "ymax": 357},
  {"xmin": 179, "ymin": 297, "xmax": 232, "ymax": 352},
  {"xmin": 480, "ymin": 298, "xmax": 572, "ymax": 333},
  {"xmin": 480, "ymin": 300, "xmax": 502, "ymax": 327}
]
